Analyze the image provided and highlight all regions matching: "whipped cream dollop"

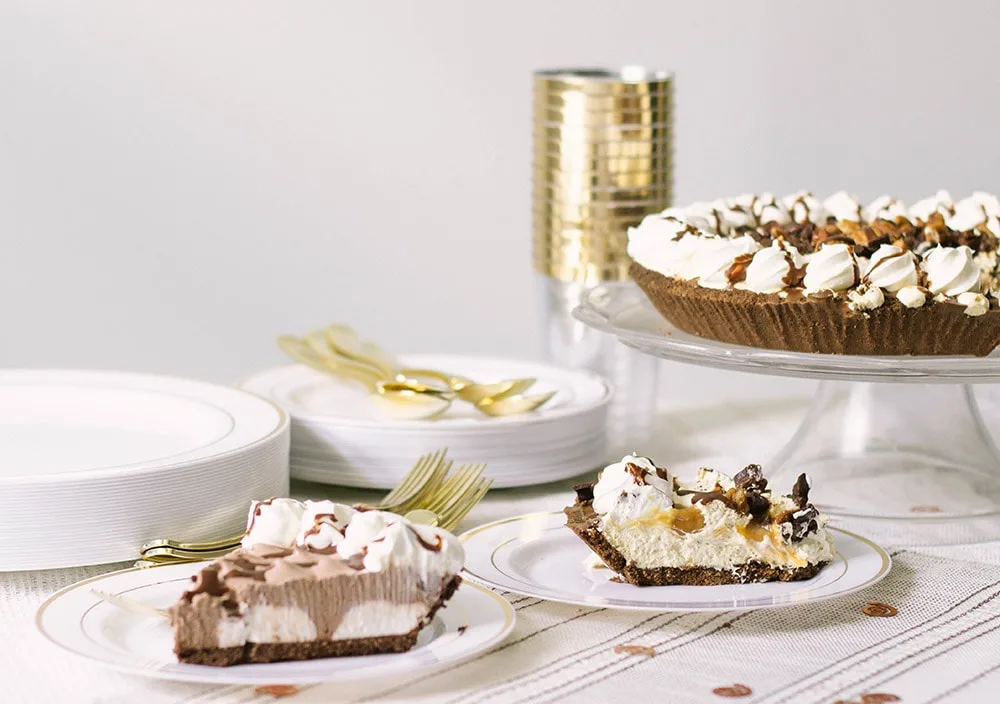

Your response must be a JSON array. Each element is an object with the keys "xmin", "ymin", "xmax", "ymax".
[
  {"xmin": 335, "ymin": 510, "xmax": 465, "ymax": 579},
  {"xmin": 909, "ymin": 190, "xmax": 954, "ymax": 222},
  {"xmin": 803, "ymin": 243, "xmax": 858, "ymax": 293},
  {"xmin": 739, "ymin": 240, "xmax": 806, "ymax": 294},
  {"xmin": 865, "ymin": 244, "xmax": 918, "ymax": 292},
  {"xmin": 693, "ymin": 235, "xmax": 760, "ymax": 289},
  {"xmin": 864, "ymin": 195, "xmax": 907, "ymax": 222},
  {"xmin": 922, "ymin": 246, "xmax": 981, "ymax": 296},
  {"xmin": 242, "ymin": 498, "xmax": 306, "ymax": 549},
  {"xmin": 296, "ymin": 500, "xmax": 357, "ymax": 551},
  {"xmin": 896, "ymin": 285, "xmax": 927, "ymax": 308},
  {"xmin": 958, "ymin": 291, "xmax": 989, "ymax": 317},
  {"xmin": 822, "ymin": 191, "xmax": 863, "ymax": 222},
  {"xmin": 782, "ymin": 191, "xmax": 824, "ymax": 224},
  {"xmin": 592, "ymin": 455, "xmax": 673, "ymax": 518},
  {"xmin": 240, "ymin": 498, "xmax": 464, "ymax": 577},
  {"xmin": 847, "ymin": 282, "xmax": 885, "ymax": 312}
]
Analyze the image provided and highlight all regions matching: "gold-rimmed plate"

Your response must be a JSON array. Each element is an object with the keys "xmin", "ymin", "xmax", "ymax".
[
  {"xmin": 35, "ymin": 563, "xmax": 515, "ymax": 685},
  {"xmin": 459, "ymin": 512, "xmax": 891, "ymax": 612}
]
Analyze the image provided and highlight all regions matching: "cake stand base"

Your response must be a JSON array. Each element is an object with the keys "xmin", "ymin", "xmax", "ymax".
[{"xmin": 769, "ymin": 382, "xmax": 1000, "ymax": 545}]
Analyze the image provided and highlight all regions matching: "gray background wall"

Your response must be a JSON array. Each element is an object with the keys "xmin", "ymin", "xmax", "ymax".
[{"xmin": 2, "ymin": 0, "xmax": 996, "ymax": 392}]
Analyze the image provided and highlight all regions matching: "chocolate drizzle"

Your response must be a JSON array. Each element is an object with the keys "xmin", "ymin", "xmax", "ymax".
[
  {"xmin": 725, "ymin": 253, "xmax": 754, "ymax": 284},
  {"xmin": 244, "ymin": 497, "xmax": 277, "ymax": 537},
  {"xmin": 407, "ymin": 524, "xmax": 444, "ymax": 552}
]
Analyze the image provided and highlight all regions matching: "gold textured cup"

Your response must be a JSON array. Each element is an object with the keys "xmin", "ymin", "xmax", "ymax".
[{"xmin": 533, "ymin": 67, "xmax": 673, "ymax": 283}]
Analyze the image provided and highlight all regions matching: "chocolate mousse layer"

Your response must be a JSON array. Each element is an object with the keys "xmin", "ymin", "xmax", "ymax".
[
  {"xmin": 631, "ymin": 261, "xmax": 1000, "ymax": 356},
  {"xmin": 170, "ymin": 544, "xmax": 461, "ymax": 666}
]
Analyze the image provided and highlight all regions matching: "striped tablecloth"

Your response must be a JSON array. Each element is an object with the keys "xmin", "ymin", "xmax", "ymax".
[{"xmin": 7, "ymin": 392, "xmax": 1000, "ymax": 704}]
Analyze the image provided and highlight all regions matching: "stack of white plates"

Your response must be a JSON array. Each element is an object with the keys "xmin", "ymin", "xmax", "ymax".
[
  {"xmin": 240, "ymin": 355, "xmax": 611, "ymax": 489},
  {"xmin": 0, "ymin": 370, "xmax": 289, "ymax": 571}
]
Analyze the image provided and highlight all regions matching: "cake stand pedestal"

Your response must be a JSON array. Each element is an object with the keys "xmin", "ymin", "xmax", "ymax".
[{"xmin": 574, "ymin": 283, "xmax": 1000, "ymax": 545}]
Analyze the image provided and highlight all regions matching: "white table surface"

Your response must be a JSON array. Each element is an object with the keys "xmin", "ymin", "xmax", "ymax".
[{"xmin": 7, "ymin": 373, "xmax": 1000, "ymax": 704}]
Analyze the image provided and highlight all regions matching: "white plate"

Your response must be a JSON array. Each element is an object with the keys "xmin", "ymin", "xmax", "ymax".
[
  {"xmin": 240, "ymin": 356, "xmax": 610, "ymax": 430},
  {"xmin": 239, "ymin": 356, "xmax": 610, "ymax": 489},
  {"xmin": 459, "ymin": 512, "xmax": 891, "ymax": 611},
  {"xmin": 0, "ymin": 370, "xmax": 289, "ymax": 570},
  {"xmin": 36, "ymin": 563, "xmax": 515, "ymax": 685},
  {"xmin": 0, "ymin": 370, "xmax": 283, "ymax": 482}
]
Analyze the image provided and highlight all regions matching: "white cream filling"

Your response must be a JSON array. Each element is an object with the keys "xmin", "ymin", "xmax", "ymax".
[
  {"xmin": 245, "ymin": 604, "xmax": 318, "ymax": 643},
  {"xmin": 599, "ymin": 497, "xmax": 834, "ymax": 570},
  {"xmin": 215, "ymin": 617, "xmax": 249, "ymax": 648},
  {"xmin": 331, "ymin": 601, "xmax": 427, "ymax": 639}
]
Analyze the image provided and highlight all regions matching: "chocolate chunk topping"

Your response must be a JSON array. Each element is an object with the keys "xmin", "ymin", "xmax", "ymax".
[
  {"xmin": 655, "ymin": 466, "xmax": 670, "ymax": 482},
  {"xmin": 744, "ymin": 492, "xmax": 771, "ymax": 521},
  {"xmin": 777, "ymin": 506, "xmax": 819, "ymax": 541},
  {"xmin": 345, "ymin": 553, "xmax": 366, "ymax": 571},
  {"xmin": 573, "ymin": 482, "xmax": 596, "ymax": 503},
  {"xmin": 733, "ymin": 464, "xmax": 767, "ymax": 492},
  {"xmin": 791, "ymin": 473, "xmax": 811, "ymax": 508}
]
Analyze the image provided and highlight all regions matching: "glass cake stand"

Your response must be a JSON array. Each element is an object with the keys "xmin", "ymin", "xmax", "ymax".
[{"xmin": 574, "ymin": 283, "xmax": 1000, "ymax": 545}]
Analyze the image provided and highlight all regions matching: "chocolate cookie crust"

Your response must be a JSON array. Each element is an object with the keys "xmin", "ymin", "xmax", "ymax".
[{"xmin": 631, "ymin": 261, "xmax": 1000, "ymax": 356}]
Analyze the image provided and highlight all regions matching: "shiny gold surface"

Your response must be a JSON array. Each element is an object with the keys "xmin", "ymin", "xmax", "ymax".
[{"xmin": 533, "ymin": 67, "xmax": 672, "ymax": 282}]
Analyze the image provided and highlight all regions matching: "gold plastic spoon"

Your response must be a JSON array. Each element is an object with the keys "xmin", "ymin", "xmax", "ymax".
[
  {"xmin": 372, "ymin": 380, "xmax": 454, "ymax": 421},
  {"xmin": 474, "ymin": 390, "xmax": 557, "ymax": 417}
]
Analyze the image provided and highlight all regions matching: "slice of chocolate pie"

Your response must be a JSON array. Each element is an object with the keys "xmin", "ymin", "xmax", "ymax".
[
  {"xmin": 169, "ymin": 499, "xmax": 464, "ymax": 666},
  {"xmin": 565, "ymin": 455, "xmax": 833, "ymax": 586}
]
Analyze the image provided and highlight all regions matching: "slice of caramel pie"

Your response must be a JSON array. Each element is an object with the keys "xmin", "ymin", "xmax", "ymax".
[
  {"xmin": 169, "ymin": 499, "xmax": 464, "ymax": 666},
  {"xmin": 565, "ymin": 455, "xmax": 833, "ymax": 586},
  {"xmin": 628, "ymin": 191, "xmax": 1000, "ymax": 355}
]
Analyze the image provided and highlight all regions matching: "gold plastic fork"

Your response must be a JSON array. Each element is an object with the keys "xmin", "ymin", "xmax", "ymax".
[
  {"xmin": 418, "ymin": 463, "xmax": 492, "ymax": 531},
  {"xmin": 139, "ymin": 449, "xmax": 451, "ymax": 558}
]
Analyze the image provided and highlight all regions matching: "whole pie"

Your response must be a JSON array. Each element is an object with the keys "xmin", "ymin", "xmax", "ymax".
[
  {"xmin": 627, "ymin": 191, "xmax": 1000, "ymax": 355},
  {"xmin": 565, "ymin": 455, "xmax": 833, "ymax": 586}
]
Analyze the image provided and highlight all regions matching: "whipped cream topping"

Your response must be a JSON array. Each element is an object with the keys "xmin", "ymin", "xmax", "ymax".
[
  {"xmin": 958, "ymin": 291, "xmax": 989, "ymax": 317},
  {"xmin": 242, "ymin": 498, "xmax": 305, "ymax": 549},
  {"xmin": 922, "ymin": 245, "xmax": 981, "ymax": 297},
  {"xmin": 627, "ymin": 190, "xmax": 1000, "ymax": 314},
  {"xmin": 896, "ymin": 285, "xmax": 927, "ymax": 309},
  {"xmin": 822, "ymin": 191, "xmax": 863, "ymax": 222},
  {"xmin": 240, "ymin": 498, "xmax": 463, "ymax": 577},
  {"xmin": 296, "ymin": 501, "xmax": 357, "ymax": 551},
  {"xmin": 909, "ymin": 190, "xmax": 954, "ymax": 222},
  {"xmin": 592, "ymin": 455, "xmax": 672, "ymax": 517},
  {"xmin": 803, "ymin": 243, "xmax": 858, "ymax": 293},
  {"xmin": 738, "ymin": 240, "xmax": 806, "ymax": 294},
  {"xmin": 865, "ymin": 244, "xmax": 918, "ymax": 292}
]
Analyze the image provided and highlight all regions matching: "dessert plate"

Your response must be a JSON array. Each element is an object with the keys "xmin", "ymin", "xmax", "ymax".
[
  {"xmin": 36, "ymin": 562, "xmax": 515, "ymax": 685},
  {"xmin": 0, "ymin": 370, "xmax": 289, "ymax": 571},
  {"xmin": 459, "ymin": 512, "xmax": 891, "ymax": 612},
  {"xmin": 240, "ymin": 356, "xmax": 611, "ymax": 489}
]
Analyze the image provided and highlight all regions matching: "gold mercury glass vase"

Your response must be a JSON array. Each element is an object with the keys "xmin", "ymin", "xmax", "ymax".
[{"xmin": 533, "ymin": 67, "xmax": 673, "ymax": 455}]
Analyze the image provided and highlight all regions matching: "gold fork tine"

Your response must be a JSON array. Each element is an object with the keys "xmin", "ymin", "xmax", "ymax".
[
  {"xmin": 424, "ymin": 463, "xmax": 485, "ymax": 514},
  {"xmin": 421, "ymin": 468, "xmax": 473, "ymax": 514},
  {"xmin": 391, "ymin": 456, "xmax": 452, "ymax": 513},
  {"xmin": 439, "ymin": 478, "xmax": 493, "ymax": 531},
  {"xmin": 377, "ymin": 448, "xmax": 444, "ymax": 508}
]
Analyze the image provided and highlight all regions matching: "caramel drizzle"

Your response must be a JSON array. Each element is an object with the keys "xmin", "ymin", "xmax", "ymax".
[
  {"xmin": 861, "ymin": 248, "xmax": 908, "ymax": 285},
  {"xmin": 775, "ymin": 238, "xmax": 807, "ymax": 287},
  {"xmin": 301, "ymin": 513, "xmax": 348, "ymax": 540}
]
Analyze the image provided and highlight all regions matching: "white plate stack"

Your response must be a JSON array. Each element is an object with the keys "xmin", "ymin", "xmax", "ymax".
[
  {"xmin": 0, "ymin": 370, "xmax": 289, "ymax": 571},
  {"xmin": 240, "ymin": 355, "xmax": 611, "ymax": 489}
]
